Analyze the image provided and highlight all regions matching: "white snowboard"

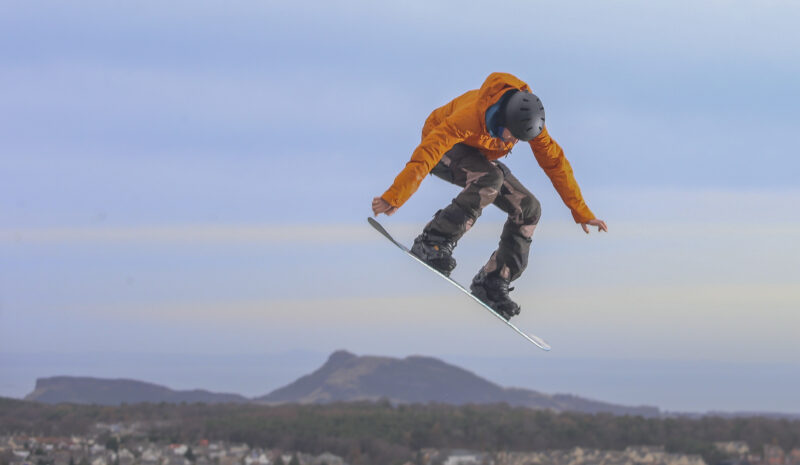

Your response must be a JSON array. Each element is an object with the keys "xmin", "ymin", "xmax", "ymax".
[{"xmin": 368, "ymin": 217, "xmax": 551, "ymax": 351}]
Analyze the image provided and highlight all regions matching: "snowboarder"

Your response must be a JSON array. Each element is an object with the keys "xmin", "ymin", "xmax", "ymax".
[{"xmin": 371, "ymin": 72, "xmax": 607, "ymax": 319}]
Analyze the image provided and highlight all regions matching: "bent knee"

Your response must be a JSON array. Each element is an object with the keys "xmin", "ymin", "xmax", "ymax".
[
  {"xmin": 520, "ymin": 195, "xmax": 542, "ymax": 225},
  {"xmin": 487, "ymin": 165, "xmax": 505, "ymax": 188}
]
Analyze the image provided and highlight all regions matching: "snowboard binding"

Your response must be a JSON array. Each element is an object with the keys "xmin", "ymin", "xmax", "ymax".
[
  {"xmin": 470, "ymin": 268, "xmax": 521, "ymax": 320},
  {"xmin": 410, "ymin": 232, "xmax": 457, "ymax": 276}
]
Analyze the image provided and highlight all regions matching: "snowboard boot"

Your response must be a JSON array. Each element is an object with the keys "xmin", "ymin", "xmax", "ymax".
[
  {"xmin": 470, "ymin": 268, "xmax": 521, "ymax": 320},
  {"xmin": 410, "ymin": 232, "xmax": 457, "ymax": 276}
]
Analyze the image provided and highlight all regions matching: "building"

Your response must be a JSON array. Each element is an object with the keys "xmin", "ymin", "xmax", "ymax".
[{"xmin": 765, "ymin": 445, "xmax": 785, "ymax": 465}]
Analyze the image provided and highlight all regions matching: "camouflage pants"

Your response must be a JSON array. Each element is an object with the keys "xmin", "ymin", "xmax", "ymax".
[{"xmin": 425, "ymin": 143, "xmax": 541, "ymax": 281}]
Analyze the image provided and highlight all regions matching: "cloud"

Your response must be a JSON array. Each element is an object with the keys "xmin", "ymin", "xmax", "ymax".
[
  {"xmin": 4, "ymin": 186, "xmax": 800, "ymax": 243},
  {"xmin": 3, "ymin": 217, "xmax": 797, "ymax": 246},
  {"xmin": 33, "ymin": 279, "xmax": 798, "ymax": 363},
  {"xmin": 0, "ymin": 224, "xmax": 375, "ymax": 245}
]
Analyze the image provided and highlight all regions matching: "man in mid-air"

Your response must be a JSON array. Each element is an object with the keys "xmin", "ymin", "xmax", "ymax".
[{"xmin": 372, "ymin": 72, "xmax": 607, "ymax": 319}]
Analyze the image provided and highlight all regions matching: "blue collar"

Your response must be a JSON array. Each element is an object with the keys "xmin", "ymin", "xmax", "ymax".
[{"xmin": 485, "ymin": 100, "xmax": 504, "ymax": 138}]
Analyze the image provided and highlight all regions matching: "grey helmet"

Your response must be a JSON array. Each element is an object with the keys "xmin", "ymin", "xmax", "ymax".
[{"xmin": 503, "ymin": 91, "xmax": 545, "ymax": 141}]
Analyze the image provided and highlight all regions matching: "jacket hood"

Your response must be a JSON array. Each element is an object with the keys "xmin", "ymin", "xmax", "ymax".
[{"xmin": 476, "ymin": 72, "xmax": 531, "ymax": 118}]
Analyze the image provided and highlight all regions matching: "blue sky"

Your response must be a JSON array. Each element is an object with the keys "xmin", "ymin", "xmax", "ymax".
[{"xmin": 1, "ymin": 1, "xmax": 799, "ymax": 412}]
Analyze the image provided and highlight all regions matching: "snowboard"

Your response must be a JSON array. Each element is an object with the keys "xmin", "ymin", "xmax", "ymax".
[{"xmin": 367, "ymin": 217, "xmax": 551, "ymax": 351}]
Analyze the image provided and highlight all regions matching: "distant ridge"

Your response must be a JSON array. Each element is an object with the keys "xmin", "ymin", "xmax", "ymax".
[
  {"xmin": 255, "ymin": 350, "xmax": 661, "ymax": 417},
  {"xmin": 22, "ymin": 352, "xmax": 662, "ymax": 416},
  {"xmin": 16, "ymin": 357, "xmax": 800, "ymax": 419},
  {"xmin": 25, "ymin": 376, "xmax": 248, "ymax": 406}
]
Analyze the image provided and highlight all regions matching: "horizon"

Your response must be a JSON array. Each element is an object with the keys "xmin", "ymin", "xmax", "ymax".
[{"xmin": 5, "ymin": 349, "xmax": 800, "ymax": 415}]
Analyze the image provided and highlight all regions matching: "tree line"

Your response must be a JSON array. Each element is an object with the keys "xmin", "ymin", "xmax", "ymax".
[{"xmin": 2, "ymin": 397, "xmax": 799, "ymax": 465}]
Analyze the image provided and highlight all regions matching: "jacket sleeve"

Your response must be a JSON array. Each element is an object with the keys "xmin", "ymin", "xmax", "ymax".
[
  {"xmin": 528, "ymin": 126, "xmax": 595, "ymax": 223},
  {"xmin": 381, "ymin": 123, "xmax": 465, "ymax": 208}
]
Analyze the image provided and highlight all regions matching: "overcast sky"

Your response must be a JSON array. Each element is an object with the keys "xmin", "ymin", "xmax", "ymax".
[{"xmin": 1, "ymin": 0, "xmax": 799, "ymax": 412}]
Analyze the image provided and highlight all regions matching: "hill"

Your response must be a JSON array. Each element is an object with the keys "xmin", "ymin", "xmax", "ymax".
[
  {"xmin": 25, "ymin": 376, "xmax": 248, "ymax": 405},
  {"xmin": 256, "ymin": 350, "xmax": 660, "ymax": 416}
]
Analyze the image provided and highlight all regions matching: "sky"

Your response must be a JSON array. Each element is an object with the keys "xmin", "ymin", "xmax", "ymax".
[{"xmin": 1, "ymin": 0, "xmax": 799, "ymax": 413}]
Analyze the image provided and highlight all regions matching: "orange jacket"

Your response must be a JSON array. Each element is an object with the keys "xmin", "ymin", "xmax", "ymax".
[{"xmin": 381, "ymin": 72, "xmax": 595, "ymax": 223}]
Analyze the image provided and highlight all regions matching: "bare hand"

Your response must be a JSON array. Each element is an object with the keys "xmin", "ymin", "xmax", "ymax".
[
  {"xmin": 372, "ymin": 196, "xmax": 398, "ymax": 217},
  {"xmin": 581, "ymin": 218, "xmax": 608, "ymax": 234}
]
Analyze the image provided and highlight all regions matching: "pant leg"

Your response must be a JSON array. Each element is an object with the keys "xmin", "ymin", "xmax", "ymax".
[
  {"xmin": 482, "ymin": 161, "xmax": 542, "ymax": 281},
  {"xmin": 424, "ymin": 143, "xmax": 504, "ymax": 242}
]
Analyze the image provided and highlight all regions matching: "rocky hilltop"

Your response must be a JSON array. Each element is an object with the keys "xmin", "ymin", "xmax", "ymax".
[{"xmin": 255, "ymin": 350, "xmax": 660, "ymax": 416}]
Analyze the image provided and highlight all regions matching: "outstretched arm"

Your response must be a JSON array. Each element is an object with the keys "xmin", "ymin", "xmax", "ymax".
[
  {"xmin": 372, "ymin": 124, "xmax": 465, "ymax": 216},
  {"xmin": 529, "ymin": 126, "xmax": 607, "ymax": 233}
]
